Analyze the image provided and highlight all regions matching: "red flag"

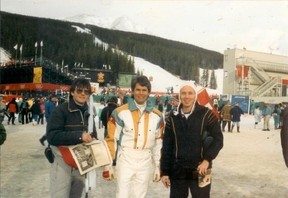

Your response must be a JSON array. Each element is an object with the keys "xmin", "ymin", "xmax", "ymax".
[{"xmin": 197, "ymin": 88, "xmax": 219, "ymax": 119}]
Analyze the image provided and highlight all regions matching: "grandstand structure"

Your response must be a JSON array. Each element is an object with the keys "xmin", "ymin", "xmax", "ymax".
[
  {"xmin": 0, "ymin": 56, "xmax": 117, "ymax": 98},
  {"xmin": 0, "ymin": 58, "xmax": 73, "ymax": 96},
  {"xmin": 223, "ymin": 48, "xmax": 288, "ymax": 103}
]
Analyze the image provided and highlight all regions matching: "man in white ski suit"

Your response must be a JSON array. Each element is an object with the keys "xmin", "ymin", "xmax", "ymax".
[{"xmin": 103, "ymin": 76, "xmax": 164, "ymax": 198}]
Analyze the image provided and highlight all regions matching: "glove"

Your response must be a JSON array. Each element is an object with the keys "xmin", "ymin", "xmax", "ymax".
[
  {"xmin": 102, "ymin": 165, "xmax": 114, "ymax": 181},
  {"xmin": 153, "ymin": 166, "xmax": 161, "ymax": 182}
]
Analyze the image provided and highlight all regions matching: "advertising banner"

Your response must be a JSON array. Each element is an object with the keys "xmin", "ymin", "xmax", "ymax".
[{"xmin": 231, "ymin": 95, "xmax": 250, "ymax": 113}]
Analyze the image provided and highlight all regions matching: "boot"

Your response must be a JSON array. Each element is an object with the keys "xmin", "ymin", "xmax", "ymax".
[
  {"xmin": 237, "ymin": 126, "xmax": 240, "ymax": 133},
  {"xmin": 231, "ymin": 125, "xmax": 234, "ymax": 132},
  {"xmin": 39, "ymin": 135, "xmax": 46, "ymax": 146}
]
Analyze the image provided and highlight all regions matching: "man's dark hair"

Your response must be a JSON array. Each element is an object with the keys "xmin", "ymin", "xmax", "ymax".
[
  {"xmin": 69, "ymin": 78, "xmax": 91, "ymax": 99},
  {"xmin": 131, "ymin": 76, "xmax": 151, "ymax": 93},
  {"xmin": 109, "ymin": 96, "xmax": 118, "ymax": 104},
  {"xmin": 49, "ymin": 94, "xmax": 57, "ymax": 100}
]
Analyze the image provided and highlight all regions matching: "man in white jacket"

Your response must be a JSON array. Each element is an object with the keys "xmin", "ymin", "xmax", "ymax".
[{"xmin": 103, "ymin": 75, "xmax": 164, "ymax": 198}]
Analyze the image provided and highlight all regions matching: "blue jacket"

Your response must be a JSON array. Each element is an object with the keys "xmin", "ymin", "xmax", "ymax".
[
  {"xmin": 46, "ymin": 99, "xmax": 97, "ymax": 146},
  {"xmin": 45, "ymin": 100, "xmax": 56, "ymax": 121},
  {"xmin": 230, "ymin": 105, "xmax": 244, "ymax": 122}
]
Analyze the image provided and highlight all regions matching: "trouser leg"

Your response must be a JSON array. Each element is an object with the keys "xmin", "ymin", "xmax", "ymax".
[
  {"xmin": 8, "ymin": 115, "xmax": 11, "ymax": 124},
  {"xmin": 231, "ymin": 125, "xmax": 234, "ymax": 132},
  {"xmin": 12, "ymin": 115, "xmax": 15, "ymax": 124},
  {"xmin": 222, "ymin": 121, "xmax": 227, "ymax": 131},
  {"xmin": 190, "ymin": 179, "xmax": 211, "ymax": 198},
  {"xmin": 116, "ymin": 159, "xmax": 134, "ymax": 198},
  {"xmin": 170, "ymin": 179, "xmax": 189, "ymax": 198},
  {"xmin": 131, "ymin": 161, "xmax": 151, "ymax": 198},
  {"xmin": 50, "ymin": 156, "xmax": 85, "ymax": 198},
  {"xmin": 116, "ymin": 148, "xmax": 152, "ymax": 198},
  {"xmin": 228, "ymin": 121, "xmax": 231, "ymax": 132}
]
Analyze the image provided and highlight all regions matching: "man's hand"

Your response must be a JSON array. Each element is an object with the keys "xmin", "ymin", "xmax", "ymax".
[
  {"xmin": 161, "ymin": 176, "xmax": 170, "ymax": 188},
  {"xmin": 153, "ymin": 166, "xmax": 161, "ymax": 182},
  {"xmin": 102, "ymin": 165, "xmax": 114, "ymax": 181},
  {"xmin": 82, "ymin": 132, "xmax": 93, "ymax": 143},
  {"xmin": 197, "ymin": 159, "xmax": 209, "ymax": 175}
]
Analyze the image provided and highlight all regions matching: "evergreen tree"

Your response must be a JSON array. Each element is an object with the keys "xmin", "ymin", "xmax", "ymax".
[
  {"xmin": 200, "ymin": 69, "xmax": 209, "ymax": 87},
  {"xmin": 209, "ymin": 69, "xmax": 217, "ymax": 89}
]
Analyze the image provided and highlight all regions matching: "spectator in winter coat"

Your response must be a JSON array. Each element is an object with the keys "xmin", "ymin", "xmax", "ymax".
[
  {"xmin": 37, "ymin": 97, "xmax": 45, "ymax": 125},
  {"xmin": 262, "ymin": 103, "xmax": 273, "ymax": 131},
  {"xmin": 254, "ymin": 106, "xmax": 262, "ymax": 129},
  {"xmin": 20, "ymin": 98, "xmax": 29, "ymax": 124},
  {"xmin": 45, "ymin": 94, "xmax": 58, "ymax": 122},
  {"xmin": 6, "ymin": 98, "xmax": 18, "ymax": 125},
  {"xmin": 164, "ymin": 95, "xmax": 179, "ymax": 119},
  {"xmin": 160, "ymin": 83, "xmax": 223, "ymax": 198},
  {"xmin": 230, "ymin": 103, "xmax": 244, "ymax": 132},
  {"xmin": 100, "ymin": 96, "xmax": 118, "ymax": 138},
  {"xmin": 17, "ymin": 98, "xmax": 23, "ymax": 123},
  {"xmin": 30, "ymin": 99, "xmax": 41, "ymax": 126},
  {"xmin": 221, "ymin": 101, "xmax": 232, "ymax": 132},
  {"xmin": 39, "ymin": 94, "xmax": 57, "ymax": 146},
  {"xmin": 272, "ymin": 104, "xmax": 281, "ymax": 129}
]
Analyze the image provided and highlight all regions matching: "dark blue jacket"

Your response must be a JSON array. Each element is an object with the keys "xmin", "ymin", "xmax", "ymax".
[
  {"xmin": 46, "ymin": 99, "xmax": 97, "ymax": 146},
  {"xmin": 44, "ymin": 100, "xmax": 56, "ymax": 121},
  {"xmin": 230, "ymin": 105, "xmax": 244, "ymax": 122}
]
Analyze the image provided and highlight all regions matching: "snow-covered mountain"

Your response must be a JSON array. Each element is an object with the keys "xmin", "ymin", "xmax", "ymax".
[
  {"xmin": 65, "ymin": 14, "xmax": 148, "ymax": 34},
  {"xmin": 66, "ymin": 18, "xmax": 224, "ymax": 94}
]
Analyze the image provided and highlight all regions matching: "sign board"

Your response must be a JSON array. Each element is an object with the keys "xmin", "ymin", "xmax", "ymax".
[
  {"xmin": 231, "ymin": 95, "xmax": 249, "ymax": 113},
  {"xmin": 118, "ymin": 74, "xmax": 135, "ymax": 88}
]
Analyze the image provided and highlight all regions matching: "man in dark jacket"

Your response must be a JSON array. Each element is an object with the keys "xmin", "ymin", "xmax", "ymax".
[
  {"xmin": 230, "ymin": 102, "xmax": 244, "ymax": 132},
  {"xmin": 100, "ymin": 96, "xmax": 118, "ymax": 138},
  {"xmin": 46, "ymin": 78, "xmax": 97, "ymax": 198},
  {"xmin": 20, "ymin": 98, "xmax": 29, "ymax": 124},
  {"xmin": 39, "ymin": 94, "xmax": 57, "ymax": 145},
  {"xmin": 160, "ymin": 83, "xmax": 223, "ymax": 198}
]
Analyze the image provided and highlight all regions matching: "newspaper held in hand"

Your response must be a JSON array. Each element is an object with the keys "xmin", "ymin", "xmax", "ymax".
[
  {"xmin": 198, "ymin": 169, "xmax": 212, "ymax": 188},
  {"xmin": 69, "ymin": 140, "xmax": 112, "ymax": 175}
]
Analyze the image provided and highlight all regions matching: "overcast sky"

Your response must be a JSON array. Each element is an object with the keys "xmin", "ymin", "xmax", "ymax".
[{"xmin": 1, "ymin": 0, "xmax": 288, "ymax": 56}]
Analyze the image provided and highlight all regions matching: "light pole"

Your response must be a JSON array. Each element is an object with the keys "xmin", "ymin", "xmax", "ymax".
[
  {"xmin": 34, "ymin": 42, "xmax": 38, "ymax": 66},
  {"xmin": 40, "ymin": 41, "xmax": 43, "ymax": 66},
  {"xmin": 19, "ymin": 44, "xmax": 23, "ymax": 66},
  {"xmin": 64, "ymin": 65, "xmax": 68, "ymax": 75},
  {"xmin": 13, "ymin": 44, "xmax": 18, "ymax": 65}
]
